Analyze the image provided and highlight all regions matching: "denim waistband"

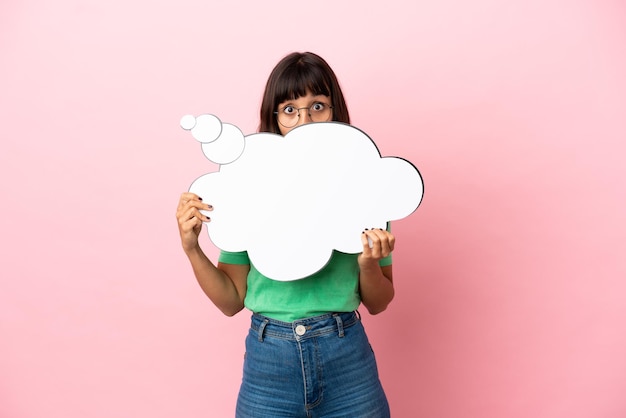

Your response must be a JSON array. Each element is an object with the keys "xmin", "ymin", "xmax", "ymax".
[{"xmin": 250, "ymin": 311, "xmax": 360, "ymax": 342}]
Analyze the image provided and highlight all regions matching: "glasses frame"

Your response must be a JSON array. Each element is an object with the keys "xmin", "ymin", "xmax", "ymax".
[{"xmin": 274, "ymin": 103, "xmax": 334, "ymax": 128}]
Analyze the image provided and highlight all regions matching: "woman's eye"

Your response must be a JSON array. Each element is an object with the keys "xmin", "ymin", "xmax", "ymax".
[
  {"xmin": 283, "ymin": 106, "xmax": 296, "ymax": 114},
  {"xmin": 312, "ymin": 103, "xmax": 326, "ymax": 112}
]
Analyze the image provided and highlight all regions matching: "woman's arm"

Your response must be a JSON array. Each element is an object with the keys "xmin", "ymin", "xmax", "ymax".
[
  {"xmin": 358, "ymin": 229, "xmax": 395, "ymax": 315},
  {"xmin": 176, "ymin": 192, "xmax": 249, "ymax": 316}
]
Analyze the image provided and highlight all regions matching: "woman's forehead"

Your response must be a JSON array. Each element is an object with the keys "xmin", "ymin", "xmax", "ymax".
[{"xmin": 278, "ymin": 92, "xmax": 330, "ymax": 105}]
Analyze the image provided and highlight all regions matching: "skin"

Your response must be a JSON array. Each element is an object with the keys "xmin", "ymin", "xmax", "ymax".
[{"xmin": 176, "ymin": 92, "xmax": 395, "ymax": 316}]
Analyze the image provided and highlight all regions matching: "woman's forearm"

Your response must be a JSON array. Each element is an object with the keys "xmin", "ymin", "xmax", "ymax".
[
  {"xmin": 184, "ymin": 245, "xmax": 248, "ymax": 316},
  {"xmin": 359, "ymin": 263, "xmax": 394, "ymax": 315}
]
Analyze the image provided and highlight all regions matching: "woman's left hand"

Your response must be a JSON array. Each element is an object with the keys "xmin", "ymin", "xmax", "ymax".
[{"xmin": 358, "ymin": 228, "xmax": 395, "ymax": 267}]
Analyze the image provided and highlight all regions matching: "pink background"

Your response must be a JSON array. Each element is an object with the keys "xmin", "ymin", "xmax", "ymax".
[{"xmin": 1, "ymin": 0, "xmax": 625, "ymax": 417}]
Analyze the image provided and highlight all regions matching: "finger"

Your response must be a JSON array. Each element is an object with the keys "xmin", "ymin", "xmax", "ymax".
[
  {"xmin": 178, "ymin": 192, "xmax": 197, "ymax": 209},
  {"xmin": 185, "ymin": 201, "xmax": 213, "ymax": 214},
  {"xmin": 177, "ymin": 198, "xmax": 213, "ymax": 217},
  {"xmin": 371, "ymin": 228, "xmax": 392, "ymax": 257},
  {"xmin": 360, "ymin": 230, "xmax": 373, "ymax": 256},
  {"xmin": 177, "ymin": 192, "xmax": 208, "ymax": 209},
  {"xmin": 182, "ymin": 215, "xmax": 203, "ymax": 232},
  {"xmin": 375, "ymin": 229, "xmax": 395, "ymax": 253},
  {"xmin": 179, "ymin": 207, "xmax": 211, "ymax": 227},
  {"xmin": 387, "ymin": 232, "xmax": 396, "ymax": 252},
  {"xmin": 180, "ymin": 192, "xmax": 201, "ymax": 201},
  {"xmin": 178, "ymin": 192, "xmax": 196, "ymax": 203},
  {"xmin": 362, "ymin": 229, "xmax": 382, "ymax": 259},
  {"xmin": 180, "ymin": 210, "xmax": 211, "ymax": 237}
]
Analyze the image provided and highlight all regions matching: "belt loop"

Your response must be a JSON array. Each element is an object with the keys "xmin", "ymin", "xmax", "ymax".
[
  {"xmin": 258, "ymin": 318, "xmax": 269, "ymax": 342},
  {"xmin": 334, "ymin": 313, "xmax": 345, "ymax": 338}
]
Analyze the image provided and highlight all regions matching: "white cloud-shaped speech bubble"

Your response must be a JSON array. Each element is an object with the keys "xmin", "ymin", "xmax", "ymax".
[{"xmin": 182, "ymin": 114, "xmax": 423, "ymax": 281}]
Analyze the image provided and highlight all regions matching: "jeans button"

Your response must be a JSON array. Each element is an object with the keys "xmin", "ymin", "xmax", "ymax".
[{"xmin": 295, "ymin": 325, "xmax": 306, "ymax": 336}]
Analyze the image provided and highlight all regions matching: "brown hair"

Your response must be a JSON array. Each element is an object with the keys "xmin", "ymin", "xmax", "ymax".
[{"xmin": 258, "ymin": 52, "xmax": 350, "ymax": 134}]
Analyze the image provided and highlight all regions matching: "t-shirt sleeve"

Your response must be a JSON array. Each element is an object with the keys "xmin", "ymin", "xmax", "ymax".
[
  {"xmin": 218, "ymin": 250, "xmax": 250, "ymax": 265},
  {"xmin": 379, "ymin": 253, "xmax": 393, "ymax": 267}
]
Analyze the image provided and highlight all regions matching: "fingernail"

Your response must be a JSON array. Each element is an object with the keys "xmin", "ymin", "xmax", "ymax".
[
  {"xmin": 198, "ymin": 197, "xmax": 203, "ymax": 201},
  {"xmin": 207, "ymin": 205, "xmax": 213, "ymax": 209}
]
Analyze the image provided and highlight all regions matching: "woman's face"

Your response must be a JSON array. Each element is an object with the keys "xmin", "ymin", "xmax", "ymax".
[{"xmin": 275, "ymin": 92, "xmax": 333, "ymax": 135}]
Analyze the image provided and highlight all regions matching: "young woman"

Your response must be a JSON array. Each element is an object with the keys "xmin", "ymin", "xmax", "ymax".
[{"xmin": 176, "ymin": 52, "xmax": 395, "ymax": 417}]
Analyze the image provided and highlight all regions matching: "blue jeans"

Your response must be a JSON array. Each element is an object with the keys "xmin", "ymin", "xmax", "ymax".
[{"xmin": 236, "ymin": 312, "xmax": 390, "ymax": 418}]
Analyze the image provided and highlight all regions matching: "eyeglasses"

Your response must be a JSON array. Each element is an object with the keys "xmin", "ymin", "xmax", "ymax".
[{"xmin": 274, "ymin": 102, "xmax": 334, "ymax": 128}]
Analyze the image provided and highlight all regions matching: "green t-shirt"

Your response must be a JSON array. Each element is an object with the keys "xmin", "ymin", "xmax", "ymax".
[{"xmin": 218, "ymin": 250, "xmax": 392, "ymax": 322}]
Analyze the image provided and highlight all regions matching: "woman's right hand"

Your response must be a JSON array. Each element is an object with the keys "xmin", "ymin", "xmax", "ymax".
[{"xmin": 176, "ymin": 192, "xmax": 213, "ymax": 252}]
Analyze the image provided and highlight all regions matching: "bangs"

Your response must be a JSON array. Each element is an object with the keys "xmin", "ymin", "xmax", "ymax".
[{"xmin": 275, "ymin": 64, "xmax": 331, "ymax": 103}]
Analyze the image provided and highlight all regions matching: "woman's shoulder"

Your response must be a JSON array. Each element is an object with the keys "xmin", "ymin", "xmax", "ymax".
[{"xmin": 218, "ymin": 250, "xmax": 250, "ymax": 265}]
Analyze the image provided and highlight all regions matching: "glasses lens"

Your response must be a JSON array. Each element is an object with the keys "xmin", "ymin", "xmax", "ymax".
[
  {"xmin": 310, "ymin": 103, "xmax": 332, "ymax": 122},
  {"xmin": 277, "ymin": 107, "xmax": 299, "ymax": 128}
]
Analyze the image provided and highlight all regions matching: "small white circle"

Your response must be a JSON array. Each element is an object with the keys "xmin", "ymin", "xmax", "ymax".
[
  {"xmin": 180, "ymin": 114, "xmax": 196, "ymax": 130},
  {"xmin": 201, "ymin": 123, "xmax": 245, "ymax": 164},
  {"xmin": 295, "ymin": 325, "xmax": 306, "ymax": 336},
  {"xmin": 192, "ymin": 114, "xmax": 222, "ymax": 143}
]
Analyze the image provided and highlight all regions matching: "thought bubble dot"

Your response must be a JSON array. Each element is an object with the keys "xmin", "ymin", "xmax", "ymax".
[
  {"xmin": 191, "ymin": 114, "xmax": 222, "ymax": 143},
  {"xmin": 180, "ymin": 114, "xmax": 196, "ymax": 130},
  {"xmin": 201, "ymin": 123, "xmax": 245, "ymax": 164}
]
